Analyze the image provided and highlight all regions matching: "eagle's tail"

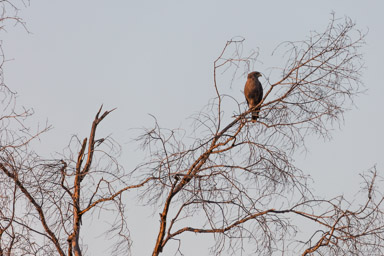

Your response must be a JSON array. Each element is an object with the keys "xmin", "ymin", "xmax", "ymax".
[{"xmin": 251, "ymin": 107, "xmax": 260, "ymax": 122}]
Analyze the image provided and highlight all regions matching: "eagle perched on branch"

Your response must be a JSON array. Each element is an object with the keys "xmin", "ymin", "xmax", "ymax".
[{"xmin": 244, "ymin": 71, "xmax": 263, "ymax": 122}]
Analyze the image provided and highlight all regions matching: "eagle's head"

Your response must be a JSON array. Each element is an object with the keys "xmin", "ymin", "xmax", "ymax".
[{"xmin": 248, "ymin": 71, "xmax": 262, "ymax": 79}]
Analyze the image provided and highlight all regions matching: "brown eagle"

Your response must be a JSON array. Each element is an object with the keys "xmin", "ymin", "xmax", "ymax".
[{"xmin": 244, "ymin": 71, "xmax": 263, "ymax": 122}]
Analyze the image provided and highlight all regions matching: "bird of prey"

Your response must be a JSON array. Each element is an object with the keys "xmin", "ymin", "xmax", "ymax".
[{"xmin": 244, "ymin": 71, "xmax": 263, "ymax": 122}]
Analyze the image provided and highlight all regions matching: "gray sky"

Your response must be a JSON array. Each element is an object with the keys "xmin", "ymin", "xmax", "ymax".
[{"xmin": 2, "ymin": 0, "xmax": 384, "ymax": 255}]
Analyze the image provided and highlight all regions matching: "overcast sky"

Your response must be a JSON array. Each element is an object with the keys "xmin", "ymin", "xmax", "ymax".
[{"xmin": 2, "ymin": 0, "xmax": 384, "ymax": 255}]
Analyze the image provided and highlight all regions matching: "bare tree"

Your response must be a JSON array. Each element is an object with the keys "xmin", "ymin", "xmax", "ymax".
[
  {"xmin": 132, "ymin": 15, "xmax": 384, "ymax": 256},
  {"xmin": 0, "ymin": 102, "xmax": 156, "ymax": 255}
]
